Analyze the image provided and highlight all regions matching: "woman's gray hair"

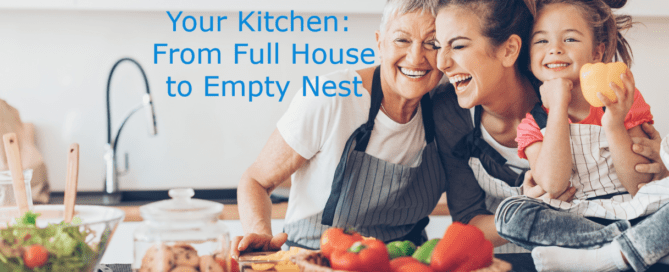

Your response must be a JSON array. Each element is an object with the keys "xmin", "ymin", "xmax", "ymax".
[{"xmin": 379, "ymin": 0, "xmax": 440, "ymax": 31}]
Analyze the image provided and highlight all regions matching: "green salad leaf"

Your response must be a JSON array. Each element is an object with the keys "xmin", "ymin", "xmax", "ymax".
[
  {"xmin": 49, "ymin": 228, "xmax": 77, "ymax": 257},
  {"xmin": 0, "ymin": 212, "xmax": 98, "ymax": 272},
  {"xmin": 17, "ymin": 211, "xmax": 40, "ymax": 227}
]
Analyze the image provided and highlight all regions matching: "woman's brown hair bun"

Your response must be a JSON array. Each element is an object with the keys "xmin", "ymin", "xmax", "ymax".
[{"xmin": 602, "ymin": 0, "xmax": 626, "ymax": 9}]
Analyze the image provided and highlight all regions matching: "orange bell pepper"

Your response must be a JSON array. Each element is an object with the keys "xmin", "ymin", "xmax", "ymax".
[{"xmin": 580, "ymin": 62, "xmax": 628, "ymax": 107}]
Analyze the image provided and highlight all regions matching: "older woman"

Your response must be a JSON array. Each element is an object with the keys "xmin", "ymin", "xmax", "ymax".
[
  {"xmin": 432, "ymin": 0, "xmax": 669, "ymax": 266},
  {"xmin": 232, "ymin": 0, "xmax": 445, "ymax": 256}
]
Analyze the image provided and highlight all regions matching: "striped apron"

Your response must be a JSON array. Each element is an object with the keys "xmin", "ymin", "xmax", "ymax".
[
  {"xmin": 283, "ymin": 67, "xmax": 446, "ymax": 250},
  {"xmin": 453, "ymin": 106, "xmax": 528, "ymax": 253},
  {"xmin": 524, "ymin": 103, "xmax": 669, "ymax": 220}
]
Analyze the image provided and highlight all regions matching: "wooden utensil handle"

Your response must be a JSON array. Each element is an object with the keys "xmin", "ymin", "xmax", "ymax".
[
  {"xmin": 64, "ymin": 143, "xmax": 79, "ymax": 223},
  {"xmin": 2, "ymin": 133, "xmax": 29, "ymax": 214}
]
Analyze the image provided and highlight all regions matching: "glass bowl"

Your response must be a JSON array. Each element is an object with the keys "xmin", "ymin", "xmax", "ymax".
[
  {"xmin": 133, "ymin": 188, "xmax": 230, "ymax": 272},
  {"xmin": 0, "ymin": 205, "xmax": 125, "ymax": 272}
]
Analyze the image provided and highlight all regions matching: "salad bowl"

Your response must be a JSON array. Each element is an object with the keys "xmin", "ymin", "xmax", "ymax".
[{"xmin": 0, "ymin": 205, "xmax": 125, "ymax": 272}]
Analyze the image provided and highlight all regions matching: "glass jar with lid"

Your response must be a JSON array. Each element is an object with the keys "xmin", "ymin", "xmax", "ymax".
[{"xmin": 133, "ymin": 188, "xmax": 230, "ymax": 272}]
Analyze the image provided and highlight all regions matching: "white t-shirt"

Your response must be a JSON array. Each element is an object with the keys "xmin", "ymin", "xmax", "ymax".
[{"xmin": 277, "ymin": 69, "xmax": 427, "ymax": 224}]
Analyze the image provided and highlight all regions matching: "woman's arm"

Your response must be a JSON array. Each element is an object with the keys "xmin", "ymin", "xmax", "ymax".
[
  {"xmin": 599, "ymin": 70, "xmax": 653, "ymax": 196},
  {"xmin": 442, "ymin": 157, "xmax": 509, "ymax": 246},
  {"xmin": 432, "ymin": 85, "xmax": 506, "ymax": 244},
  {"xmin": 468, "ymin": 215, "xmax": 507, "ymax": 247},
  {"xmin": 524, "ymin": 79, "xmax": 574, "ymax": 198},
  {"xmin": 232, "ymin": 129, "xmax": 307, "ymax": 258}
]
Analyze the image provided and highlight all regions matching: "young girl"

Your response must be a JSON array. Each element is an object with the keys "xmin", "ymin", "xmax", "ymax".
[
  {"xmin": 495, "ymin": 0, "xmax": 669, "ymax": 271},
  {"xmin": 517, "ymin": 0, "xmax": 663, "ymax": 219}
]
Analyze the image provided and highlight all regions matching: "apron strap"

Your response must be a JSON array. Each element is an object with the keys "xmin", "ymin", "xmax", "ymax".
[
  {"xmin": 530, "ymin": 102, "xmax": 548, "ymax": 129},
  {"xmin": 420, "ymin": 93, "xmax": 436, "ymax": 144},
  {"xmin": 515, "ymin": 169, "xmax": 529, "ymax": 188},
  {"xmin": 452, "ymin": 106, "xmax": 507, "ymax": 165},
  {"xmin": 353, "ymin": 66, "xmax": 383, "ymax": 152}
]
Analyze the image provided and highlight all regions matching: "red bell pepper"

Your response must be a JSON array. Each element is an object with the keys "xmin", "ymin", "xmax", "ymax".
[
  {"xmin": 330, "ymin": 240, "xmax": 391, "ymax": 272},
  {"xmin": 320, "ymin": 227, "xmax": 364, "ymax": 258},
  {"xmin": 430, "ymin": 222, "xmax": 493, "ymax": 272},
  {"xmin": 390, "ymin": 256, "xmax": 434, "ymax": 272},
  {"xmin": 228, "ymin": 255, "xmax": 239, "ymax": 272}
]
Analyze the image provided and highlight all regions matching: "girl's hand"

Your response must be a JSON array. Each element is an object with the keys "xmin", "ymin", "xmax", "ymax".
[
  {"xmin": 598, "ymin": 69, "xmax": 635, "ymax": 128},
  {"xmin": 540, "ymin": 78, "xmax": 573, "ymax": 110},
  {"xmin": 522, "ymin": 170, "xmax": 576, "ymax": 202}
]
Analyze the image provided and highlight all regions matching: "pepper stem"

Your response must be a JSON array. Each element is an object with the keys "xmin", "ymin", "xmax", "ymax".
[{"xmin": 348, "ymin": 241, "xmax": 366, "ymax": 253}]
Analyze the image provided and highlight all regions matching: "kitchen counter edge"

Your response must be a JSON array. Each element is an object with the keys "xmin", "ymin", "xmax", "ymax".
[{"xmin": 114, "ymin": 202, "xmax": 450, "ymax": 222}]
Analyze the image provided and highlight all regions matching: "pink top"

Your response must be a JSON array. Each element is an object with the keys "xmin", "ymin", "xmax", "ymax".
[{"xmin": 516, "ymin": 89, "xmax": 654, "ymax": 159}]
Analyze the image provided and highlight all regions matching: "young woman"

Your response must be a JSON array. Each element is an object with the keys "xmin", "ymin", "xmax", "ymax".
[{"xmin": 432, "ymin": 0, "xmax": 549, "ymax": 254}]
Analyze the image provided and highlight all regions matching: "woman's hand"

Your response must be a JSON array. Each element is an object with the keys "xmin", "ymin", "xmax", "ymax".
[
  {"xmin": 540, "ymin": 78, "xmax": 573, "ymax": 110},
  {"xmin": 230, "ymin": 233, "xmax": 288, "ymax": 259},
  {"xmin": 522, "ymin": 170, "xmax": 576, "ymax": 202},
  {"xmin": 632, "ymin": 123, "xmax": 669, "ymax": 184},
  {"xmin": 598, "ymin": 69, "xmax": 635, "ymax": 128},
  {"xmin": 236, "ymin": 129, "xmax": 307, "ymax": 259}
]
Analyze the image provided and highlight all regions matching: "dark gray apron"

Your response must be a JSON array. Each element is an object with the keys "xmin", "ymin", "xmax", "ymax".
[{"xmin": 283, "ymin": 67, "xmax": 446, "ymax": 249}]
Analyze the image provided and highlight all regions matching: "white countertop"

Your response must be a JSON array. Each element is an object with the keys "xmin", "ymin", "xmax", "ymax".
[{"xmin": 101, "ymin": 216, "xmax": 452, "ymax": 264}]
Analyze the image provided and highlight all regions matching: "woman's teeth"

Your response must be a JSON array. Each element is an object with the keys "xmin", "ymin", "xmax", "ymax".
[
  {"xmin": 448, "ymin": 74, "xmax": 472, "ymax": 92},
  {"xmin": 400, "ymin": 67, "xmax": 428, "ymax": 78},
  {"xmin": 546, "ymin": 63, "xmax": 569, "ymax": 68},
  {"xmin": 448, "ymin": 74, "xmax": 472, "ymax": 84}
]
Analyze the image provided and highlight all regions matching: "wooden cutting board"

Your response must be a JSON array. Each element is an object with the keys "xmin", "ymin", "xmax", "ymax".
[{"xmin": 238, "ymin": 251, "xmax": 289, "ymax": 272}]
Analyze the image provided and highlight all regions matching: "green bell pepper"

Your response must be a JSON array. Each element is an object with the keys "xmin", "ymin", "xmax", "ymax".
[
  {"xmin": 386, "ymin": 240, "xmax": 417, "ymax": 259},
  {"xmin": 412, "ymin": 238, "xmax": 440, "ymax": 265}
]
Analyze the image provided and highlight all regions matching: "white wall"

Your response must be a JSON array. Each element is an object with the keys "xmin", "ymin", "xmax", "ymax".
[
  {"xmin": 625, "ymin": 17, "xmax": 669, "ymax": 137},
  {"xmin": 0, "ymin": 10, "xmax": 667, "ymax": 192},
  {"xmin": 0, "ymin": 10, "xmax": 380, "ymax": 191}
]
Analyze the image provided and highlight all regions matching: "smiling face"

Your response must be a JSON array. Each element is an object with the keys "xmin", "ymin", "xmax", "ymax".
[
  {"xmin": 530, "ymin": 3, "xmax": 604, "ymax": 83},
  {"xmin": 434, "ymin": 7, "xmax": 507, "ymax": 109},
  {"xmin": 376, "ymin": 11, "xmax": 443, "ymax": 100}
]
